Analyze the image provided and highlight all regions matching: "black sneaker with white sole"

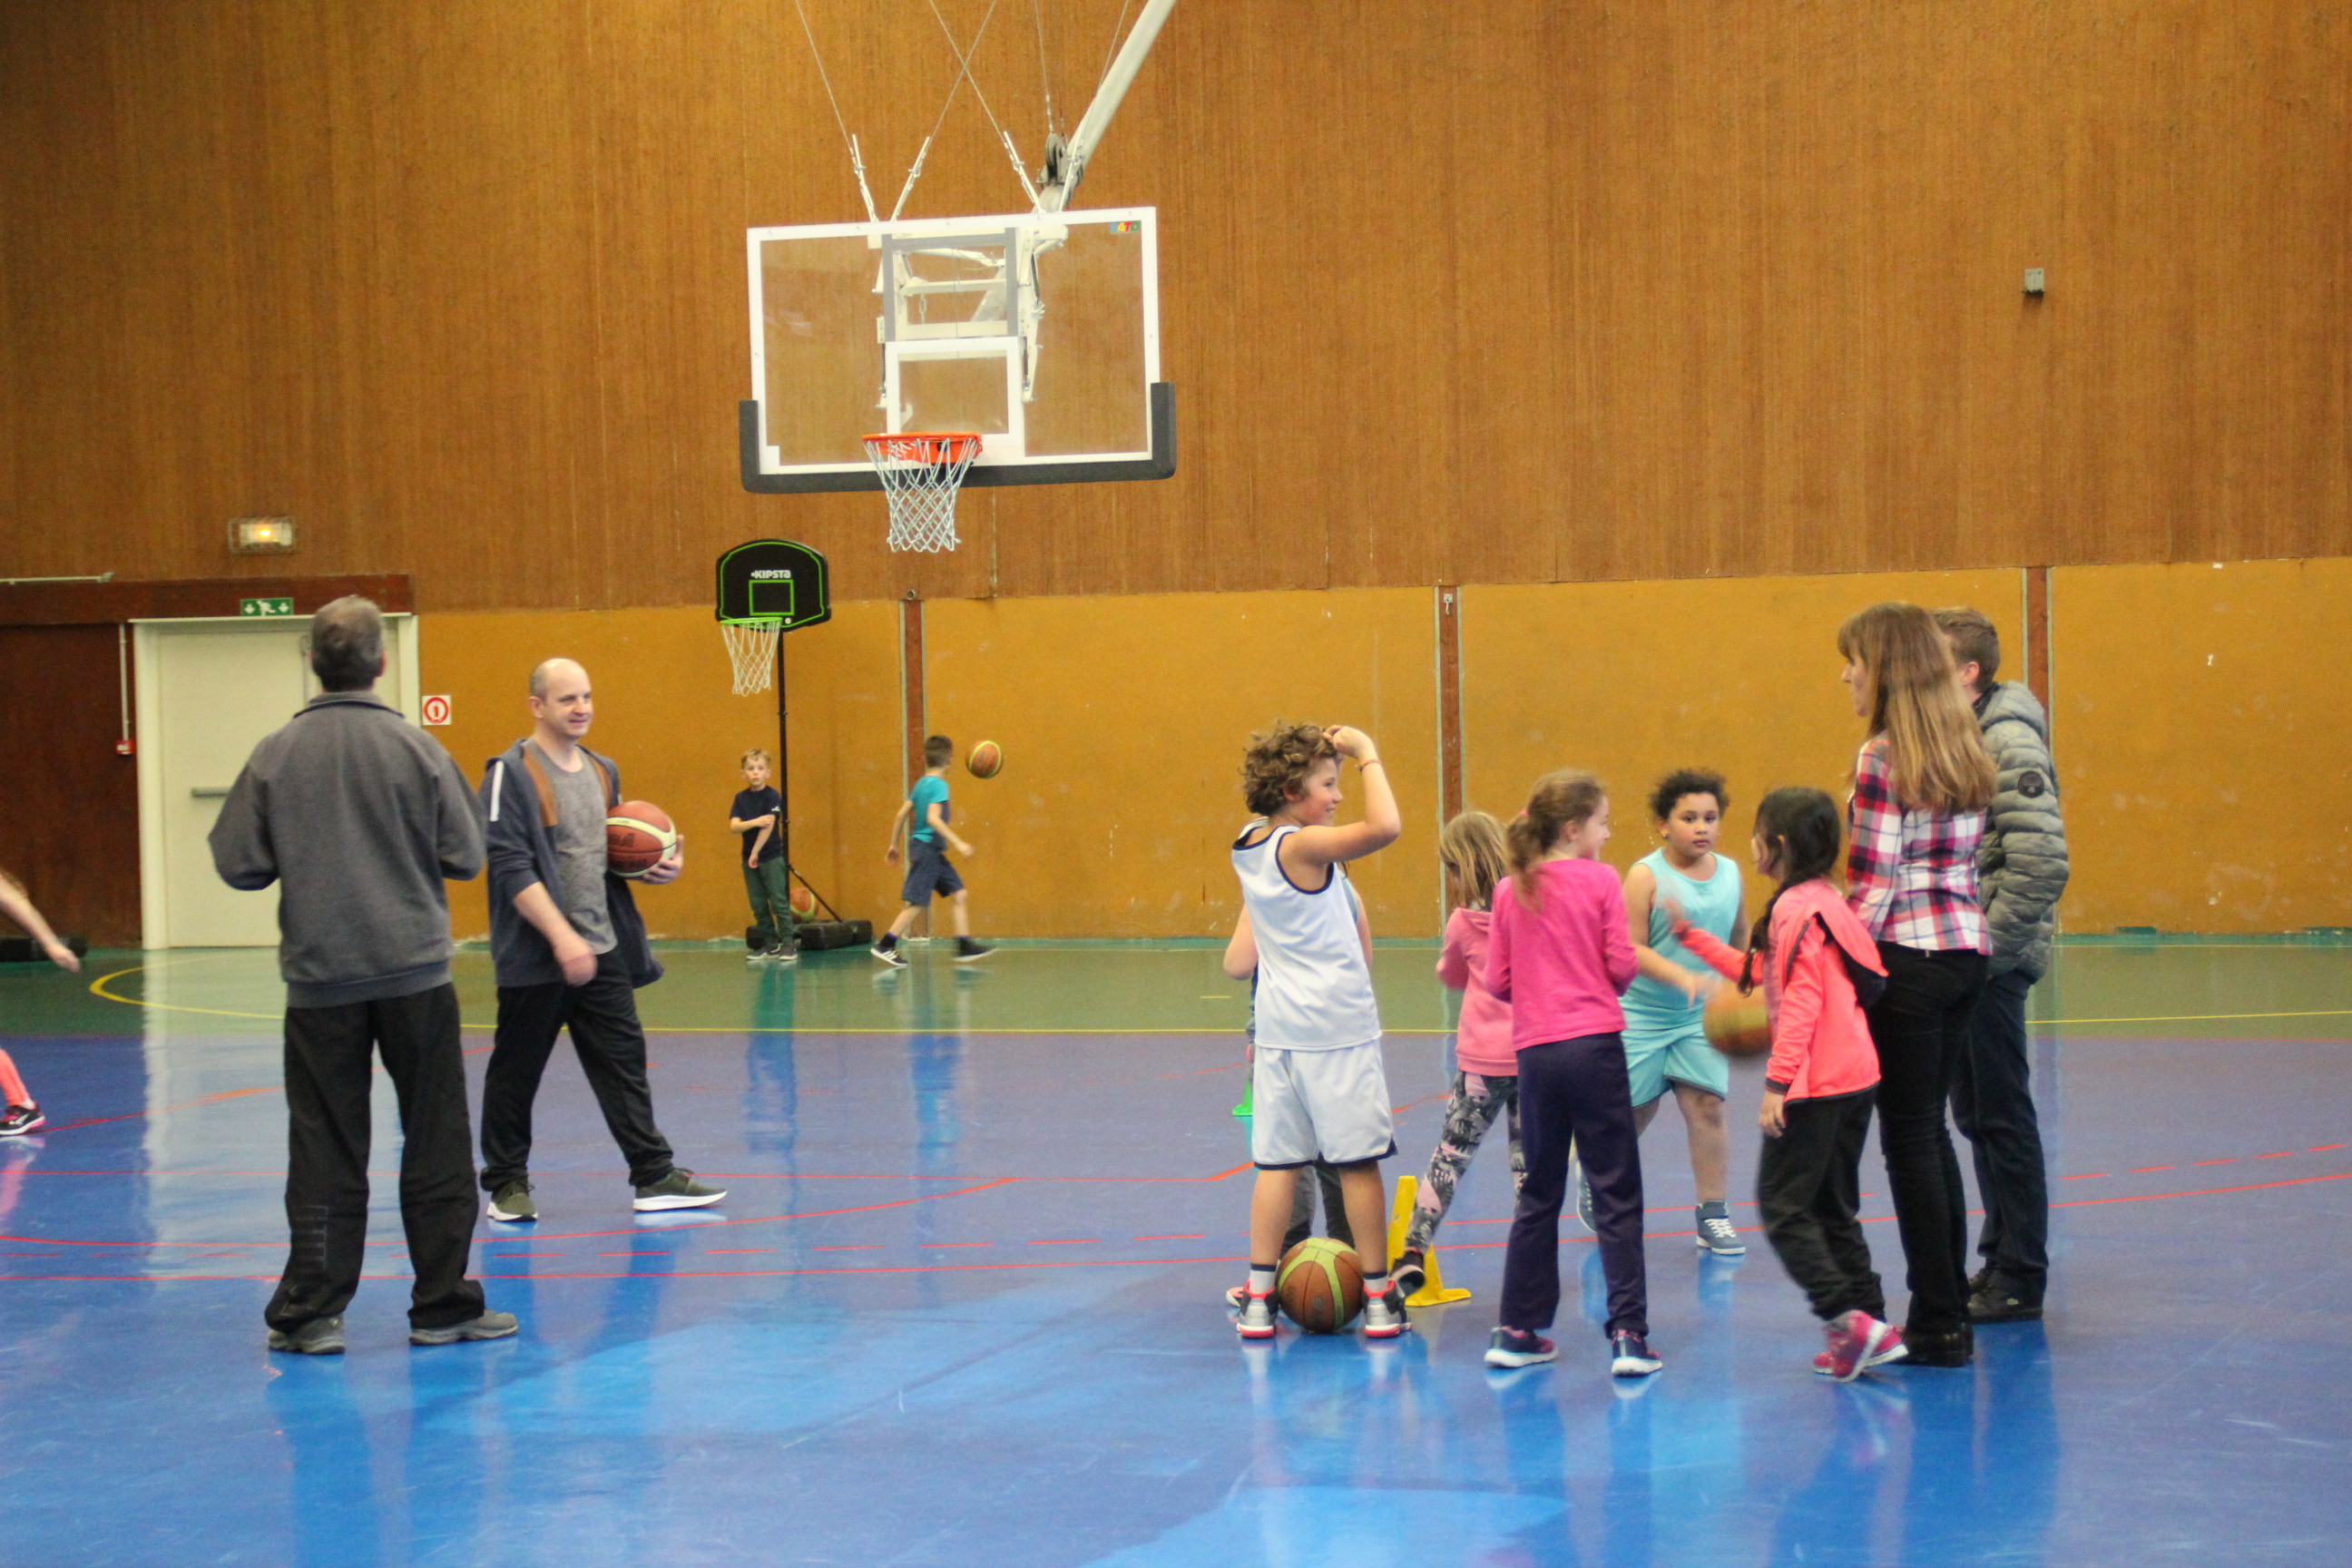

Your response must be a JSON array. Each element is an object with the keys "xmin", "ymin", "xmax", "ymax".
[
  {"xmin": 0, "ymin": 1103, "xmax": 45, "ymax": 1138},
  {"xmin": 632, "ymin": 1169, "xmax": 727, "ymax": 1211},
  {"xmin": 486, "ymin": 1180, "xmax": 537, "ymax": 1223},
  {"xmin": 953, "ymin": 937, "xmax": 995, "ymax": 963},
  {"xmin": 410, "ymin": 1310, "xmax": 520, "ymax": 1347},
  {"xmin": 871, "ymin": 941, "xmax": 908, "ymax": 968},
  {"xmin": 267, "ymin": 1316, "xmax": 347, "ymax": 1356}
]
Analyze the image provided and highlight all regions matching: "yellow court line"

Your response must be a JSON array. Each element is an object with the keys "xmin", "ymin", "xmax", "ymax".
[
  {"xmin": 87, "ymin": 965, "xmax": 284, "ymax": 1023},
  {"xmin": 2037, "ymin": 1008, "xmax": 2352, "ymax": 1026}
]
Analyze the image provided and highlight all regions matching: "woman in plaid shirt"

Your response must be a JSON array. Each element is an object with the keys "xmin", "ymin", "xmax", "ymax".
[{"xmin": 1837, "ymin": 603, "xmax": 1997, "ymax": 1367}]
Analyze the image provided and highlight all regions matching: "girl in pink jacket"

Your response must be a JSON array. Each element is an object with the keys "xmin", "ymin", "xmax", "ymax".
[
  {"xmin": 1671, "ymin": 787, "xmax": 1901, "ymax": 1380},
  {"xmin": 1393, "ymin": 812, "xmax": 1518, "ymax": 1301}
]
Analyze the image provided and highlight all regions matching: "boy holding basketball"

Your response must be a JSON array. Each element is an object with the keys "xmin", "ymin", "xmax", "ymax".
[
  {"xmin": 873, "ymin": 735, "xmax": 992, "ymax": 966},
  {"xmin": 1224, "ymin": 721, "xmax": 1407, "ymax": 1341},
  {"xmin": 729, "ymin": 749, "xmax": 797, "ymax": 966}
]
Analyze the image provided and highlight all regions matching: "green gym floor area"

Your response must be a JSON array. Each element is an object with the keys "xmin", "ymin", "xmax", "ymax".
[{"xmin": 28, "ymin": 934, "xmax": 2352, "ymax": 1043}]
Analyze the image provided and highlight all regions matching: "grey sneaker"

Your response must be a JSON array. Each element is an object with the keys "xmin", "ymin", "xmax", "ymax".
[
  {"xmin": 1695, "ymin": 1209, "xmax": 1746, "ymax": 1256},
  {"xmin": 633, "ymin": 1169, "xmax": 727, "ymax": 1212},
  {"xmin": 486, "ymin": 1180, "xmax": 536, "ymax": 1223},
  {"xmin": 267, "ymin": 1316, "xmax": 347, "ymax": 1356},
  {"xmin": 410, "ymin": 1310, "xmax": 520, "ymax": 1347}
]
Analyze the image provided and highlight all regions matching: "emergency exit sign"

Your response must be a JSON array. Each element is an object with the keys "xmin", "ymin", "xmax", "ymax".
[{"xmin": 240, "ymin": 597, "xmax": 294, "ymax": 617}]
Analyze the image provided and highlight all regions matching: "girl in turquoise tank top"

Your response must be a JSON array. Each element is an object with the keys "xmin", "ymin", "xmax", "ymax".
[{"xmin": 1619, "ymin": 769, "xmax": 1749, "ymax": 1256}]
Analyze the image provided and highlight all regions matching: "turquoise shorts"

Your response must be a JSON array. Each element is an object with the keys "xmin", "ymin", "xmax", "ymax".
[{"xmin": 1622, "ymin": 1023, "xmax": 1729, "ymax": 1105}]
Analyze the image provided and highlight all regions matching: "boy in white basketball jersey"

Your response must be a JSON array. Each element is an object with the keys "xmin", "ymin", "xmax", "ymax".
[{"xmin": 1223, "ymin": 722, "xmax": 1406, "ymax": 1340}]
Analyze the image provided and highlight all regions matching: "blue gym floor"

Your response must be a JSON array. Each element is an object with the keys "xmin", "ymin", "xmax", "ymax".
[{"xmin": 2, "ymin": 940, "xmax": 2347, "ymax": 1567}]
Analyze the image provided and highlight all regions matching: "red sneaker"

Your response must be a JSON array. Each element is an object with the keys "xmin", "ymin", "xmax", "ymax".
[{"xmin": 1818, "ymin": 1310, "xmax": 1905, "ymax": 1380}]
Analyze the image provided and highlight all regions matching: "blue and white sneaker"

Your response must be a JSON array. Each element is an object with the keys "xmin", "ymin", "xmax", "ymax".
[
  {"xmin": 1695, "ymin": 1208, "xmax": 1746, "ymax": 1256},
  {"xmin": 1611, "ymin": 1331, "xmax": 1664, "ymax": 1377},
  {"xmin": 1485, "ymin": 1328, "xmax": 1557, "ymax": 1368}
]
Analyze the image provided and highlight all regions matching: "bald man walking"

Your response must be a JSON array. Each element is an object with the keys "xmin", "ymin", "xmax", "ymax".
[{"xmin": 476, "ymin": 658, "xmax": 725, "ymax": 1221}]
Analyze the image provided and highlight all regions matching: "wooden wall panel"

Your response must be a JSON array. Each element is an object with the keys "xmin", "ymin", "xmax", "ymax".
[
  {"xmin": 0, "ymin": 626, "xmax": 141, "ymax": 946},
  {"xmin": 0, "ymin": 2, "xmax": 2345, "ymax": 610}
]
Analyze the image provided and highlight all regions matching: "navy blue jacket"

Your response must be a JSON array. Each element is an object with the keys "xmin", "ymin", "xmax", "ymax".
[{"xmin": 478, "ymin": 738, "xmax": 662, "ymax": 991}]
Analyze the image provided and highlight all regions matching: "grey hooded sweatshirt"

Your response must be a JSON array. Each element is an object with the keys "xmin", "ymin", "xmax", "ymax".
[
  {"xmin": 209, "ymin": 692, "xmax": 486, "ymax": 1006},
  {"xmin": 1974, "ymin": 681, "xmax": 2070, "ymax": 979}
]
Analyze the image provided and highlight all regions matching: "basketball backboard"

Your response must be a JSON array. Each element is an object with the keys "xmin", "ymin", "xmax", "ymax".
[
  {"xmin": 717, "ymin": 540, "xmax": 832, "ymax": 629},
  {"xmin": 740, "ymin": 208, "xmax": 1171, "ymax": 494}
]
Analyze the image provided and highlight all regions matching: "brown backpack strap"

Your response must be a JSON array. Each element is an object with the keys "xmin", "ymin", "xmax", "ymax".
[
  {"xmin": 588, "ymin": 754, "xmax": 616, "ymax": 808},
  {"xmin": 520, "ymin": 752, "xmax": 561, "ymax": 829}
]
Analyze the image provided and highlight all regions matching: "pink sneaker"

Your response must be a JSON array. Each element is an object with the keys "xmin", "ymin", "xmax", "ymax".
[{"xmin": 1818, "ymin": 1310, "xmax": 1906, "ymax": 1380}]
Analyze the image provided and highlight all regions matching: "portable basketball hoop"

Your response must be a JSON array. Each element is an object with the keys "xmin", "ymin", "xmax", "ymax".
[
  {"xmin": 716, "ymin": 539, "xmax": 832, "ymax": 696},
  {"xmin": 865, "ymin": 432, "xmax": 983, "ymax": 553}
]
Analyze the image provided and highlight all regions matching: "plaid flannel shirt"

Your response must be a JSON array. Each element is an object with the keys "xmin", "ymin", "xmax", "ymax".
[{"xmin": 1846, "ymin": 740, "xmax": 1990, "ymax": 954}]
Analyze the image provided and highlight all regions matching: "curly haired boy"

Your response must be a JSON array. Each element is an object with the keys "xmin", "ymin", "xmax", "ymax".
[{"xmin": 1222, "ymin": 721, "xmax": 1406, "ymax": 1340}]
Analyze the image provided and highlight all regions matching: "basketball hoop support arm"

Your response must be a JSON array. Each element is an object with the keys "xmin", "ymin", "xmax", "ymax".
[{"xmin": 1035, "ymin": 0, "xmax": 1178, "ymax": 213}]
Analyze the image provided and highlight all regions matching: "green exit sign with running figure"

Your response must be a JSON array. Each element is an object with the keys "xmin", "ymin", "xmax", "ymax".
[{"xmin": 240, "ymin": 597, "xmax": 294, "ymax": 618}]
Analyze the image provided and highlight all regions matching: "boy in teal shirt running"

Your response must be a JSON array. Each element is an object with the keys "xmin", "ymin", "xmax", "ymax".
[{"xmin": 873, "ymin": 735, "xmax": 993, "ymax": 966}]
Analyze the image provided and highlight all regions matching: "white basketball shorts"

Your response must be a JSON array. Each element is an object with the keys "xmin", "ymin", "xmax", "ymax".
[{"xmin": 1250, "ymin": 1038, "xmax": 1396, "ymax": 1169}]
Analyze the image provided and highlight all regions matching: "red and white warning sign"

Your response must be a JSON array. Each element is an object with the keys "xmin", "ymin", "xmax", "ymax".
[{"xmin": 420, "ymin": 694, "xmax": 453, "ymax": 726}]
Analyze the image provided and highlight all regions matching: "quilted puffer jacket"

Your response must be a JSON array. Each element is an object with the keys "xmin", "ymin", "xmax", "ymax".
[{"xmin": 1975, "ymin": 681, "xmax": 2070, "ymax": 979}]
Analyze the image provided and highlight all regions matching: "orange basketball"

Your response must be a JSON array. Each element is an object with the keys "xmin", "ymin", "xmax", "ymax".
[
  {"xmin": 1704, "ymin": 985, "xmax": 1773, "ymax": 1057},
  {"xmin": 605, "ymin": 800, "xmax": 678, "ymax": 878},
  {"xmin": 1276, "ymin": 1238, "xmax": 1364, "ymax": 1333},
  {"xmin": 966, "ymin": 740, "xmax": 1003, "ymax": 779}
]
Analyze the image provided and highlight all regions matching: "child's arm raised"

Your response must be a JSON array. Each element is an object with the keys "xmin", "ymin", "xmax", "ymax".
[
  {"xmin": 1279, "ymin": 726, "xmax": 1400, "ymax": 876},
  {"xmin": 1625, "ymin": 864, "xmax": 1711, "ymax": 1003},
  {"xmin": 1663, "ymin": 898, "xmax": 1745, "ymax": 984},
  {"xmin": 1221, "ymin": 909, "xmax": 1259, "ymax": 980}
]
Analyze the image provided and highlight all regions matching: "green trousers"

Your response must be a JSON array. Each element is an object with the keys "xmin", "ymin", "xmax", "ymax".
[{"xmin": 744, "ymin": 857, "xmax": 795, "ymax": 948}]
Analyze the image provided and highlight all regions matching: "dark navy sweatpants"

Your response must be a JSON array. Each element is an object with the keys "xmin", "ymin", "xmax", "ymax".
[{"xmin": 1498, "ymin": 1032, "xmax": 1649, "ymax": 1338}]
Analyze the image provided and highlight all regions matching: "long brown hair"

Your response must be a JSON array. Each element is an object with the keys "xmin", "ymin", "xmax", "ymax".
[
  {"xmin": 1837, "ymin": 603, "xmax": 1995, "ymax": 813},
  {"xmin": 1438, "ymin": 810, "xmax": 1508, "ymax": 912},
  {"xmin": 1505, "ymin": 770, "xmax": 1606, "ymax": 907}
]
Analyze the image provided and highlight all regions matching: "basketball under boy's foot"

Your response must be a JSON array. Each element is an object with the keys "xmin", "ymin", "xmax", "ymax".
[
  {"xmin": 1361, "ymin": 1283, "xmax": 1410, "ymax": 1338},
  {"xmin": 267, "ymin": 1316, "xmax": 347, "ymax": 1356},
  {"xmin": 1819, "ymin": 1310, "xmax": 1903, "ymax": 1381},
  {"xmin": 1572, "ymin": 1158, "xmax": 1595, "ymax": 1234},
  {"xmin": 1694, "ymin": 1209, "xmax": 1746, "ymax": 1256},
  {"xmin": 0, "ymin": 1103, "xmax": 44, "ymax": 1137},
  {"xmin": 485, "ymin": 1180, "xmax": 537, "ymax": 1223},
  {"xmin": 409, "ymin": 1310, "xmax": 520, "ymax": 1347},
  {"xmin": 632, "ymin": 1170, "xmax": 726, "ymax": 1211},
  {"xmin": 1235, "ymin": 1290, "xmax": 1277, "ymax": 1339},
  {"xmin": 1391, "ymin": 1249, "xmax": 1426, "ymax": 1299},
  {"xmin": 952, "ymin": 937, "xmax": 994, "ymax": 963},
  {"xmin": 870, "ymin": 941, "xmax": 908, "ymax": 968},
  {"xmin": 1968, "ymin": 1277, "xmax": 2044, "ymax": 1324},
  {"xmin": 1610, "ymin": 1332, "xmax": 1663, "ymax": 1377},
  {"xmin": 1484, "ymin": 1328, "xmax": 1556, "ymax": 1368}
]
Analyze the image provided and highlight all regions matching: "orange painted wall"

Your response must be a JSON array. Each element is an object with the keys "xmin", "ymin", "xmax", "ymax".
[
  {"xmin": 2053, "ymin": 560, "xmax": 2352, "ymax": 934},
  {"xmin": 418, "ymin": 602, "xmax": 901, "ymax": 943},
  {"xmin": 921, "ymin": 590, "xmax": 1444, "ymax": 939},
  {"xmin": 1461, "ymin": 572, "xmax": 2024, "ymax": 895}
]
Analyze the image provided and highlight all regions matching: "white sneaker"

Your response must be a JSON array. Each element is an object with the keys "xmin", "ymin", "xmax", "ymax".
[{"xmin": 1361, "ymin": 1283, "xmax": 1410, "ymax": 1338}]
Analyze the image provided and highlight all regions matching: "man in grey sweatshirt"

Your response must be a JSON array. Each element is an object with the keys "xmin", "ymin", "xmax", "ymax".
[
  {"xmin": 1936, "ymin": 608, "xmax": 2070, "ymax": 1324},
  {"xmin": 210, "ymin": 596, "xmax": 515, "ymax": 1355}
]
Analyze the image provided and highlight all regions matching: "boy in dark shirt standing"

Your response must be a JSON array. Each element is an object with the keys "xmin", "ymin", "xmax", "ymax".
[{"xmin": 729, "ymin": 750, "xmax": 797, "ymax": 966}]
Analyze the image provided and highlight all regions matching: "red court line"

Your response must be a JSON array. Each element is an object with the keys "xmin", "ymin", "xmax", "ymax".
[
  {"xmin": 2314, "ymin": 1143, "xmax": 2347, "ymax": 1152},
  {"xmin": 1029, "ymin": 1238, "xmax": 1099, "ymax": 1246},
  {"xmin": 2193, "ymin": 1158, "xmax": 2238, "ymax": 1166},
  {"xmin": 812, "ymin": 1246, "xmax": 878, "ymax": 1252},
  {"xmin": 16, "ymin": 1171, "xmax": 2347, "ymax": 1285},
  {"xmin": 708, "ymin": 1248, "xmax": 773, "ymax": 1255},
  {"xmin": 919, "ymin": 1241, "xmax": 988, "ymax": 1249},
  {"xmin": 2129, "ymin": 1166, "xmax": 2175, "ymax": 1173},
  {"xmin": 1135, "ymin": 1234, "xmax": 1205, "ymax": 1241},
  {"xmin": 2259, "ymin": 1152, "xmax": 2295, "ymax": 1159},
  {"xmin": 2059, "ymin": 1172, "xmax": 2108, "ymax": 1181}
]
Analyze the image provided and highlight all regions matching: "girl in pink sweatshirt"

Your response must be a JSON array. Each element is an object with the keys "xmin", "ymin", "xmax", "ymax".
[
  {"xmin": 1480, "ymin": 770, "xmax": 1656, "ymax": 1378},
  {"xmin": 1670, "ymin": 787, "xmax": 1901, "ymax": 1380},
  {"xmin": 1392, "ymin": 812, "xmax": 1518, "ymax": 1301}
]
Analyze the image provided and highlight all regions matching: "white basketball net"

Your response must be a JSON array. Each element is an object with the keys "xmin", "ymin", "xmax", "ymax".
[
  {"xmin": 720, "ymin": 619, "xmax": 783, "ymax": 696},
  {"xmin": 865, "ymin": 432, "xmax": 983, "ymax": 553}
]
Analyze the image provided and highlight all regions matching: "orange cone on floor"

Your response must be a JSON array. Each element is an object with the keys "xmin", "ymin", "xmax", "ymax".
[{"xmin": 1387, "ymin": 1175, "xmax": 1473, "ymax": 1307}]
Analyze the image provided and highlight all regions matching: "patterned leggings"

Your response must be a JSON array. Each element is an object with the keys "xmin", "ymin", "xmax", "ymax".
[{"xmin": 1403, "ymin": 1070, "xmax": 1524, "ymax": 1255}]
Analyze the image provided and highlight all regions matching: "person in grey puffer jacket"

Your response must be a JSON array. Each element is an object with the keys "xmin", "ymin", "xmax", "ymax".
[{"xmin": 1936, "ymin": 608, "xmax": 2068, "ymax": 1322}]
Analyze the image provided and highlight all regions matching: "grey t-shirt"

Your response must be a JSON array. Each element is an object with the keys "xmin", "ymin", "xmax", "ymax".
[{"xmin": 529, "ymin": 740, "xmax": 616, "ymax": 956}]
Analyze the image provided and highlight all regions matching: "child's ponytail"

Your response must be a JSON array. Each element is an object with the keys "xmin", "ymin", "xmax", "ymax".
[
  {"xmin": 1747, "ymin": 787, "xmax": 1845, "ymax": 953},
  {"xmin": 1507, "ymin": 770, "xmax": 1606, "ymax": 908}
]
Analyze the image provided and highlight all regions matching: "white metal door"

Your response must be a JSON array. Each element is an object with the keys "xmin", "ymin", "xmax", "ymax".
[{"xmin": 135, "ymin": 616, "xmax": 416, "ymax": 948}]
